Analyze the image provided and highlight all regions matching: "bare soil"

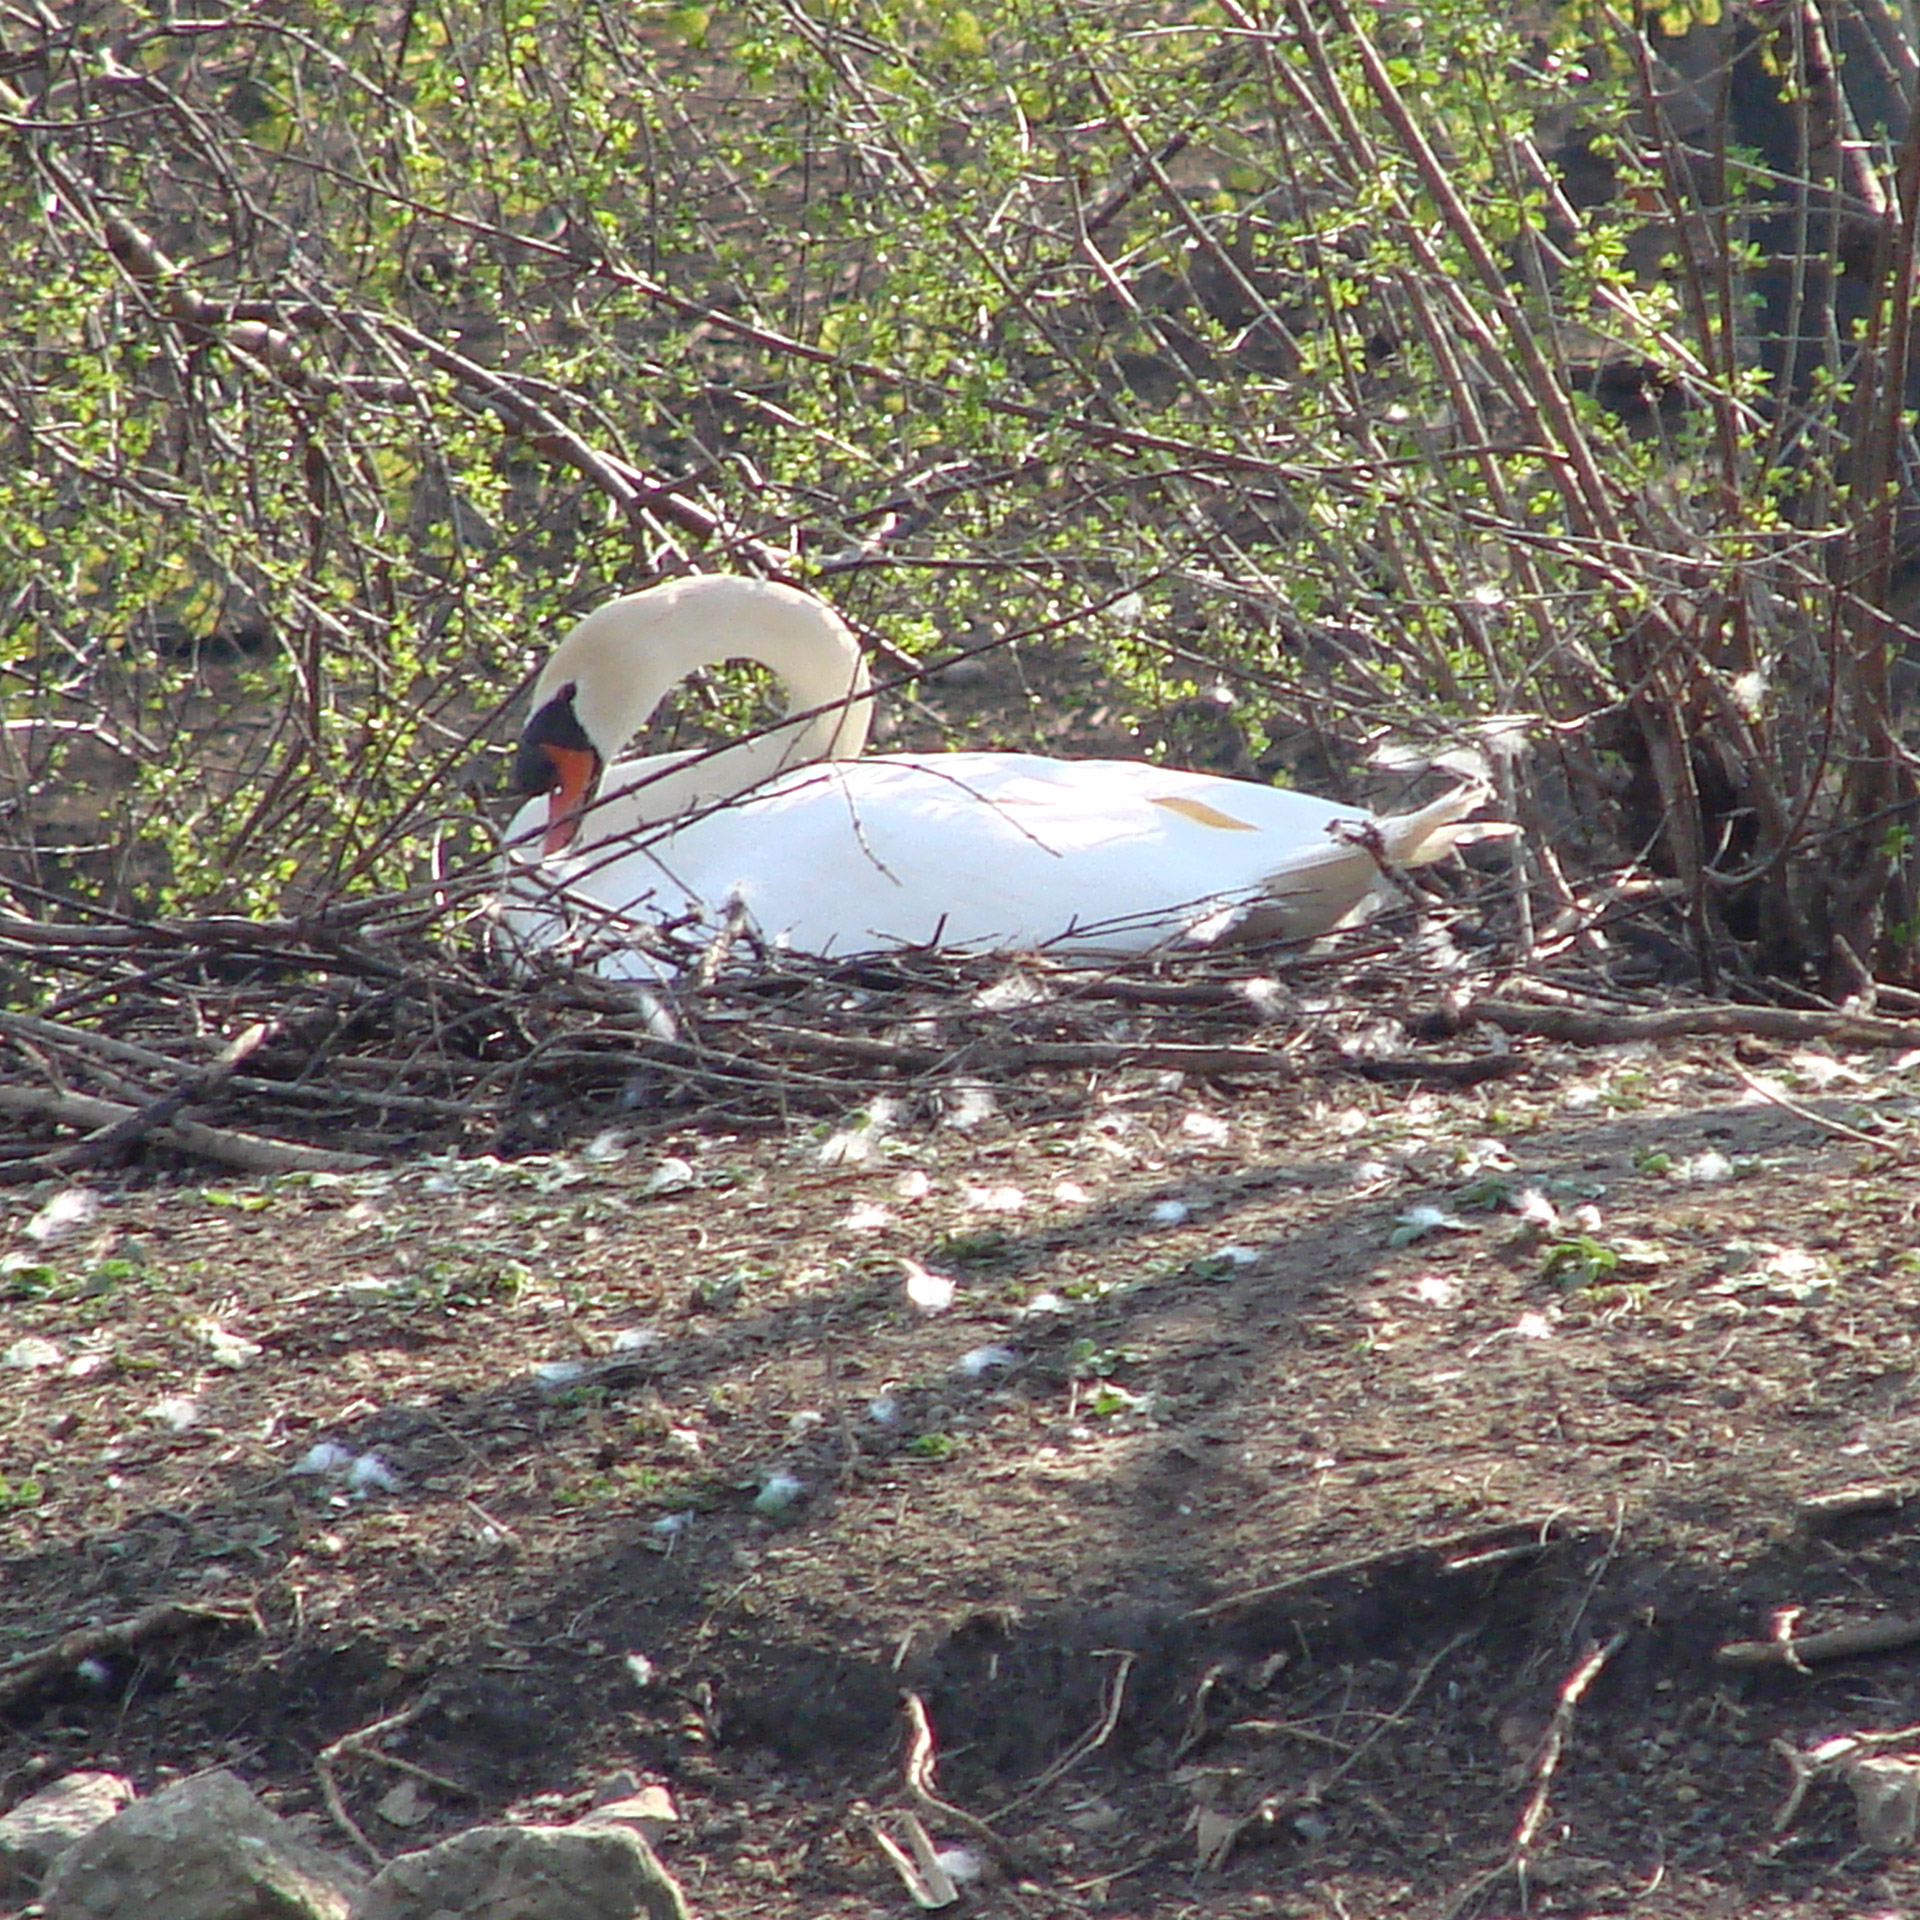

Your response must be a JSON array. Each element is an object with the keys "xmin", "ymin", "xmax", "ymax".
[{"xmin": 9, "ymin": 1015, "xmax": 1920, "ymax": 1917}]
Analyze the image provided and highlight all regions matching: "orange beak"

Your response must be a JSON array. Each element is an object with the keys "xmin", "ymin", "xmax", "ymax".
[{"xmin": 542, "ymin": 745, "xmax": 600, "ymax": 856}]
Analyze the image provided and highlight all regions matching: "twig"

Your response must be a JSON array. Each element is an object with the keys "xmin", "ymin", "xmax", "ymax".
[
  {"xmin": 0, "ymin": 1085, "xmax": 375, "ymax": 1175},
  {"xmin": 0, "ymin": 1010, "xmax": 476, "ymax": 1120},
  {"xmin": 1514, "ymin": 1631, "xmax": 1629, "ymax": 1857},
  {"xmin": 869, "ymin": 1810, "xmax": 961, "ymax": 1909},
  {"xmin": 0, "ymin": 1603, "xmax": 252, "ymax": 1709},
  {"xmin": 1181, "ymin": 1523, "xmax": 1558, "ymax": 1623},
  {"xmin": 1443, "ymin": 1628, "xmax": 1631, "ymax": 1920},
  {"xmin": 759, "ymin": 1022, "xmax": 1294, "ymax": 1077},
  {"xmin": 1001, "ymin": 1650, "xmax": 1138, "ymax": 1812},
  {"xmin": 1730, "ymin": 1062, "xmax": 1896, "ymax": 1149},
  {"xmin": 1465, "ymin": 995, "xmax": 1920, "ymax": 1049},
  {"xmin": 87, "ymin": 204, "xmax": 784, "ymax": 565},
  {"xmin": 314, "ymin": 1700, "xmax": 433, "ymax": 1867},
  {"xmin": 1, "ymin": 1022, "xmax": 271, "ymax": 1184},
  {"xmin": 1319, "ymin": 1627, "xmax": 1482, "ymax": 1805},
  {"xmin": 1205, "ymin": 1625, "xmax": 1480, "ymax": 1874},
  {"xmin": 1769, "ymin": 1721, "xmax": 1920, "ymax": 1835},
  {"xmin": 1174, "ymin": 1663, "xmax": 1232, "ymax": 1763},
  {"xmin": 898, "ymin": 1692, "xmax": 1024, "ymax": 1872},
  {"xmin": 1717, "ymin": 1612, "xmax": 1920, "ymax": 1668},
  {"xmin": 352, "ymin": 1750, "xmax": 476, "ymax": 1799}
]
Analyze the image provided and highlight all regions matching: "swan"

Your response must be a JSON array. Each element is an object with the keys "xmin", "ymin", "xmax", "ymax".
[{"xmin": 503, "ymin": 574, "xmax": 1495, "ymax": 979}]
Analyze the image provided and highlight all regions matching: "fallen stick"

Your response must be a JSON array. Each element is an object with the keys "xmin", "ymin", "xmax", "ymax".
[
  {"xmin": 0, "ymin": 1084, "xmax": 376, "ymax": 1175},
  {"xmin": 1717, "ymin": 1613, "xmax": 1920, "ymax": 1669},
  {"xmin": 1443, "ymin": 1629, "xmax": 1630, "ymax": 1919},
  {"xmin": 0, "ymin": 1602, "xmax": 253, "ymax": 1709},
  {"xmin": 898, "ymin": 1692, "xmax": 1024, "ymax": 1873},
  {"xmin": 5, "ymin": 1023, "xmax": 271, "ymax": 1182},
  {"xmin": 1349, "ymin": 1053, "xmax": 1529, "ymax": 1086},
  {"xmin": 316, "ymin": 1701, "xmax": 430, "ymax": 1867},
  {"xmin": 1465, "ymin": 996, "xmax": 1920, "ymax": 1050}
]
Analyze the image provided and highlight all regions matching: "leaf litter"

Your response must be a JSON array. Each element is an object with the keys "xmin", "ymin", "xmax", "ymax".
[{"xmin": 14, "ymin": 936, "xmax": 1920, "ymax": 1911}]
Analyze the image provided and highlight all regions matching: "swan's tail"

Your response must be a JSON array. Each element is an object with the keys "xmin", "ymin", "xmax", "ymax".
[
  {"xmin": 1230, "ymin": 783, "xmax": 1508, "ymax": 944},
  {"xmin": 1376, "ymin": 782, "xmax": 1509, "ymax": 867}
]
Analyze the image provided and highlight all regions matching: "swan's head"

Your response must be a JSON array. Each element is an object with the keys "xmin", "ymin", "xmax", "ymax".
[
  {"xmin": 513, "ymin": 592, "xmax": 691, "ymax": 855},
  {"xmin": 514, "ymin": 576, "xmax": 875, "ymax": 857},
  {"xmin": 514, "ymin": 679, "xmax": 600, "ymax": 856}
]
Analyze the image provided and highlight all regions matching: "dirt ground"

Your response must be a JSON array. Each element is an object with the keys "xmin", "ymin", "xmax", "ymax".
[{"xmin": 10, "ymin": 1016, "xmax": 1920, "ymax": 1918}]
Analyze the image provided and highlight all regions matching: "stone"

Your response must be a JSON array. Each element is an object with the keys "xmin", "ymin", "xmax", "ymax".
[
  {"xmin": 576, "ymin": 1781, "xmax": 679, "ymax": 1849},
  {"xmin": 0, "ymin": 1771, "xmax": 134, "ymax": 1895},
  {"xmin": 349, "ymin": 1821, "xmax": 690, "ymax": 1920},
  {"xmin": 40, "ymin": 1768, "xmax": 365, "ymax": 1920},
  {"xmin": 1851, "ymin": 1753, "xmax": 1920, "ymax": 1852}
]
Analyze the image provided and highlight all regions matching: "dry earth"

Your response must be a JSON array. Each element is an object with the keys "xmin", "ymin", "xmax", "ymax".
[{"xmin": 10, "ymin": 1019, "xmax": 1920, "ymax": 1917}]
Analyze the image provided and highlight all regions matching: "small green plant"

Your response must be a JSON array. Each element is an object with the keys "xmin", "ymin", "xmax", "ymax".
[
  {"xmin": 81, "ymin": 1257, "xmax": 142, "ymax": 1290},
  {"xmin": 1583, "ymin": 1283, "xmax": 1653, "ymax": 1318},
  {"xmin": 1542, "ymin": 1236, "xmax": 1622, "ymax": 1289},
  {"xmin": 400, "ymin": 1257, "xmax": 525, "ymax": 1311},
  {"xmin": 0, "ymin": 1263, "xmax": 59, "ymax": 1300},
  {"xmin": 691, "ymin": 1266, "xmax": 756, "ymax": 1311},
  {"xmin": 1454, "ymin": 1176, "xmax": 1520, "ymax": 1212},
  {"xmin": 928, "ymin": 1231, "xmax": 1011, "ymax": 1268},
  {"xmin": 553, "ymin": 1474, "xmax": 621, "ymax": 1507},
  {"xmin": 1065, "ymin": 1338, "xmax": 1146, "ymax": 1379},
  {"xmin": 1603, "ymin": 1072, "xmax": 1653, "ymax": 1113},
  {"xmin": 907, "ymin": 1432, "xmax": 957, "ymax": 1460},
  {"xmin": 0, "ymin": 1475, "xmax": 45, "ymax": 1513},
  {"xmin": 556, "ymin": 1462, "xmax": 710, "ymax": 1508},
  {"xmin": 200, "ymin": 1189, "xmax": 274, "ymax": 1212},
  {"xmin": 1388, "ymin": 1206, "xmax": 1470, "ymax": 1248},
  {"xmin": 1184, "ymin": 1252, "xmax": 1243, "ymax": 1282},
  {"xmin": 1062, "ymin": 1270, "xmax": 1144, "ymax": 1304}
]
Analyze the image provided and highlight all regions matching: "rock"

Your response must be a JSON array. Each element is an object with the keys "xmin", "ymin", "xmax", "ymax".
[
  {"xmin": 576, "ymin": 1781, "xmax": 679, "ymax": 1848},
  {"xmin": 40, "ymin": 1768, "xmax": 365, "ymax": 1920},
  {"xmin": 0, "ymin": 1771, "xmax": 134, "ymax": 1895},
  {"xmin": 350, "ymin": 1822, "xmax": 690, "ymax": 1920},
  {"xmin": 1851, "ymin": 1753, "xmax": 1920, "ymax": 1851}
]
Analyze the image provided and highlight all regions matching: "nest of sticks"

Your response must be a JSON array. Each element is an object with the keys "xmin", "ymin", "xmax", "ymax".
[
  {"xmin": 15, "ymin": 854, "xmax": 1920, "ymax": 1184},
  {"xmin": 0, "ymin": 868, "xmax": 1546, "ymax": 1184}
]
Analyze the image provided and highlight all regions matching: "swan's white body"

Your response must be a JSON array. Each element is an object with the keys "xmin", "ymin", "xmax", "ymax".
[{"xmin": 503, "ymin": 576, "xmax": 1489, "ymax": 979}]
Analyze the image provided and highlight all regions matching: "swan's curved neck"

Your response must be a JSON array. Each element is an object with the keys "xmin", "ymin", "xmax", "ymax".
[{"xmin": 535, "ymin": 576, "xmax": 873, "ymax": 778}]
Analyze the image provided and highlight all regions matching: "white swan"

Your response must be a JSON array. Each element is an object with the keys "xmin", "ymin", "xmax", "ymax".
[{"xmin": 503, "ymin": 574, "xmax": 1494, "ymax": 978}]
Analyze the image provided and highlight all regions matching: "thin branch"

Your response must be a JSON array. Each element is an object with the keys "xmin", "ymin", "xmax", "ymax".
[{"xmin": 0, "ymin": 1084, "xmax": 376, "ymax": 1176}]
